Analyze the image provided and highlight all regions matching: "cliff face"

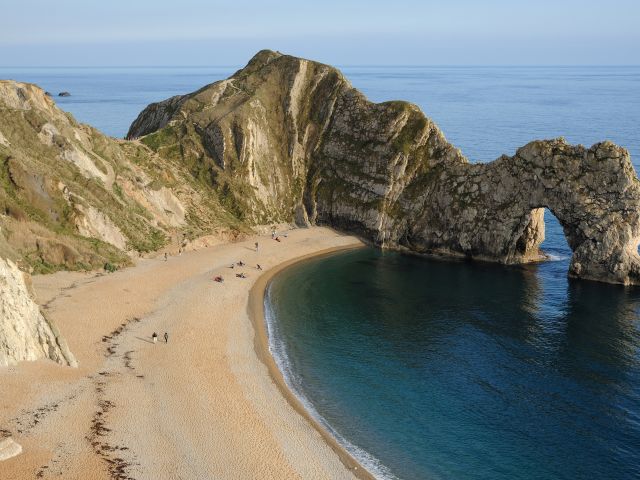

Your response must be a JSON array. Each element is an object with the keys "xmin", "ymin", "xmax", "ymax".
[
  {"xmin": 0, "ymin": 257, "xmax": 76, "ymax": 367},
  {"xmin": 128, "ymin": 50, "xmax": 640, "ymax": 286},
  {"xmin": 0, "ymin": 80, "xmax": 247, "ymax": 275}
]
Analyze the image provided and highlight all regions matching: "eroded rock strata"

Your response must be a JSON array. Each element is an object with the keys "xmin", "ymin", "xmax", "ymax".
[
  {"xmin": 0, "ymin": 257, "xmax": 76, "ymax": 367},
  {"xmin": 129, "ymin": 50, "xmax": 640, "ymax": 285}
]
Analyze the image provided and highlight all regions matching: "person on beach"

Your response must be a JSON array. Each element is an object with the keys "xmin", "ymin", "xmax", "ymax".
[
  {"xmin": 257, "ymin": 264, "xmax": 262, "ymax": 270},
  {"xmin": 238, "ymin": 260, "xmax": 245, "ymax": 266},
  {"xmin": 164, "ymin": 252, "xmax": 168, "ymax": 262},
  {"xmin": 271, "ymin": 228, "xmax": 276, "ymax": 239},
  {"xmin": 275, "ymin": 236, "xmax": 281, "ymax": 242},
  {"xmin": 152, "ymin": 332, "xmax": 158, "ymax": 343},
  {"xmin": 236, "ymin": 272, "xmax": 247, "ymax": 278},
  {"xmin": 164, "ymin": 332, "xmax": 169, "ymax": 343}
]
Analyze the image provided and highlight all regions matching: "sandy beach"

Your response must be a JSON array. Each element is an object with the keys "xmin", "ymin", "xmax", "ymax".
[{"xmin": 0, "ymin": 227, "xmax": 371, "ymax": 479}]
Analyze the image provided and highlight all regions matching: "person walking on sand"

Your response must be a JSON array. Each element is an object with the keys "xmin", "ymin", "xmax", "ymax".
[
  {"xmin": 164, "ymin": 252, "xmax": 168, "ymax": 262},
  {"xmin": 152, "ymin": 332, "xmax": 158, "ymax": 343},
  {"xmin": 164, "ymin": 332, "xmax": 169, "ymax": 343},
  {"xmin": 255, "ymin": 242, "xmax": 259, "ymax": 252},
  {"xmin": 257, "ymin": 264, "xmax": 262, "ymax": 270}
]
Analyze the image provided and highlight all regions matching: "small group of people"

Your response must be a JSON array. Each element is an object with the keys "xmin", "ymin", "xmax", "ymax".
[
  {"xmin": 212, "ymin": 233, "xmax": 277, "ymax": 285},
  {"xmin": 152, "ymin": 332, "xmax": 169, "ymax": 343},
  {"xmin": 216, "ymin": 263, "xmax": 262, "ymax": 282}
]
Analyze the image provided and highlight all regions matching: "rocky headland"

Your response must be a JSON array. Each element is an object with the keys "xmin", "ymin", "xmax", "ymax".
[{"xmin": 129, "ymin": 49, "xmax": 640, "ymax": 286}]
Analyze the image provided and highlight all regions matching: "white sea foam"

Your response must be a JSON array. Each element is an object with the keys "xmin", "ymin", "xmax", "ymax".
[
  {"xmin": 264, "ymin": 285, "xmax": 400, "ymax": 480},
  {"xmin": 545, "ymin": 253, "xmax": 570, "ymax": 262}
]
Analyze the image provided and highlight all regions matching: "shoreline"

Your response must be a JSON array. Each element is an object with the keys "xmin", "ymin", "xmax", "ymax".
[
  {"xmin": 0, "ymin": 227, "xmax": 372, "ymax": 479},
  {"xmin": 248, "ymin": 245, "xmax": 376, "ymax": 480}
]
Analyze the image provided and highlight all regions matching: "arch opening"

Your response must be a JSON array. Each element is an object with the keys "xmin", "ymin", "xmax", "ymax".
[{"xmin": 538, "ymin": 208, "xmax": 571, "ymax": 264}]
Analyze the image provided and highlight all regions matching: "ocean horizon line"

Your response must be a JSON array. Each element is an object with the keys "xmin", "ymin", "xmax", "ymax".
[{"xmin": 1, "ymin": 64, "xmax": 640, "ymax": 69}]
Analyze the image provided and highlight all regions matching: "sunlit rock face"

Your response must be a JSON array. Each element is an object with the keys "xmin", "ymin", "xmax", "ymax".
[
  {"xmin": 0, "ymin": 257, "xmax": 76, "ymax": 367},
  {"xmin": 129, "ymin": 50, "xmax": 640, "ymax": 285}
]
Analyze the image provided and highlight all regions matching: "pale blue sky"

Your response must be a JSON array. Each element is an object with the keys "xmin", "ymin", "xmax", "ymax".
[{"xmin": 1, "ymin": 0, "xmax": 638, "ymax": 66}]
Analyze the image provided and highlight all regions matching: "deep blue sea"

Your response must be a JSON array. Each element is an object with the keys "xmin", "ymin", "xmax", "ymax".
[{"xmin": 2, "ymin": 65, "xmax": 639, "ymax": 479}]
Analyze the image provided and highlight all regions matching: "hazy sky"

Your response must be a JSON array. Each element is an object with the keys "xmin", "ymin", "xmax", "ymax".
[{"xmin": 1, "ymin": 0, "xmax": 639, "ymax": 66}]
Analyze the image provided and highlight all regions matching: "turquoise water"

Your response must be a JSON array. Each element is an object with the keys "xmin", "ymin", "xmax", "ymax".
[
  {"xmin": 2, "ymin": 64, "xmax": 639, "ymax": 479},
  {"xmin": 267, "ymin": 249, "xmax": 640, "ymax": 480}
]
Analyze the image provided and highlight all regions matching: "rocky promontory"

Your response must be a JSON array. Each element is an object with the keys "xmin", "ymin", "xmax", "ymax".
[{"xmin": 129, "ymin": 50, "xmax": 640, "ymax": 286}]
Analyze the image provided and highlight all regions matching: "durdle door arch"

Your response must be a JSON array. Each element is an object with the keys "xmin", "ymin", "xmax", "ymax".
[{"xmin": 392, "ymin": 139, "xmax": 640, "ymax": 286}]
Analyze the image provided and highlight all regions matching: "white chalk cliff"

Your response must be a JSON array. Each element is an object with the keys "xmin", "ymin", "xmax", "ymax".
[{"xmin": 0, "ymin": 257, "xmax": 76, "ymax": 367}]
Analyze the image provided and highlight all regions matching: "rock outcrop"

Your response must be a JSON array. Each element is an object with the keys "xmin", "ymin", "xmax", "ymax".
[
  {"xmin": 0, "ymin": 437, "xmax": 22, "ymax": 461},
  {"xmin": 0, "ymin": 257, "xmax": 76, "ymax": 367},
  {"xmin": 128, "ymin": 50, "xmax": 640, "ymax": 285}
]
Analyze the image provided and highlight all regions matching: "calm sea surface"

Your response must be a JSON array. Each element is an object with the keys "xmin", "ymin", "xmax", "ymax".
[{"xmin": 2, "ymin": 65, "xmax": 638, "ymax": 479}]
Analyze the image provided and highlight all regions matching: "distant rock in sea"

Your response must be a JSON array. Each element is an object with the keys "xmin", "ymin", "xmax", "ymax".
[{"xmin": 58, "ymin": 91, "xmax": 71, "ymax": 97}]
